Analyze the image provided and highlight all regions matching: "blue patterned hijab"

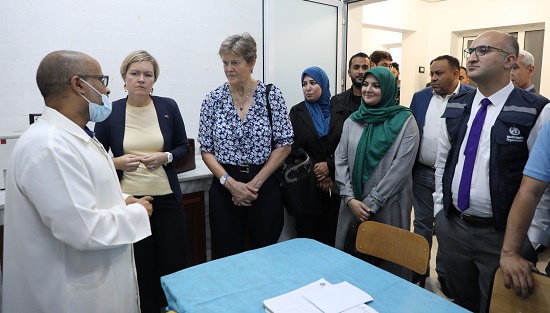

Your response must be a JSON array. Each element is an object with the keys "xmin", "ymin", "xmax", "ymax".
[{"xmin": 301, "ymin": 66, "xmax": 332, "ymax": 138}]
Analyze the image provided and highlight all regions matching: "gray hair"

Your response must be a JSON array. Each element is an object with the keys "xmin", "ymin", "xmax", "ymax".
[
  {"xmin": 218, "ymin": 32, "xmax": 257, "ymax": 65},
  {"xmin": 518, "ymin": 50, "xmax": 535, "ymax": 67}
]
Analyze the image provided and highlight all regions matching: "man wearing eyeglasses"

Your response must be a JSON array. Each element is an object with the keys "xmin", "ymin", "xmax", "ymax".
[
  {"xmin": 433, "ymin": 31, "xmax": 549, "ymax": 313},
  {"xmin": 3, "ymin": 50, "xmax": 153, "ymax": 313}
]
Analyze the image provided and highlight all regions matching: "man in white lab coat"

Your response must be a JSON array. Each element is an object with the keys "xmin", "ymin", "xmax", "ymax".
[{"xmin": 2, "ymin": 50, "xmax": 153, "ymax": 313}]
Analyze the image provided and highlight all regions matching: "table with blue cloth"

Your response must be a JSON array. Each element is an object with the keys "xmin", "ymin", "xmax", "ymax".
[{"xmin": 161, "ymin": 238, "xmax": 469, "ymax": 313}]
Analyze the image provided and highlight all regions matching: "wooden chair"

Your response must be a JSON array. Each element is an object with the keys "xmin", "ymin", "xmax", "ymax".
[
  {"xmin": 355, "ymin": 221, "xmax": 430, "ymax": 283},
  {"xmin": 487, "ymin": 267, "xmax": 550, "ymax": 313}
]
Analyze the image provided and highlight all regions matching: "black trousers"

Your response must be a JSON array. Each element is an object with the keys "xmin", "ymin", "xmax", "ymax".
[
  {"xmin": 209, "ymin": 168, "xmax": 284, "ymax": 259},
  {"xmin": 134, "ymin": 193, "xmax": 187, "ymax": 313},
  {"xmin": 295, "ymin": 194, "xmax": 340, "ymax": 247}
]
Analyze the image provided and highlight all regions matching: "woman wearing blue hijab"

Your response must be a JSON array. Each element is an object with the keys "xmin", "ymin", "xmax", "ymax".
[{"xmin": 289, "ymin": 66, "xmax": 350, "ymax": 246}]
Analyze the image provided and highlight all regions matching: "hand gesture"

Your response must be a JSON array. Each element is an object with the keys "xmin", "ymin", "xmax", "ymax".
[
  {"xmin": 500, "ymin": 251, "xmax": 538, "ymax": 298},
  {"xmin": 113, "ymin": 154, "xmax": 142, "ymax": 172},
  {"xmin": 347, "ymin": 199, "xmax": 371, "ymax": 222},
  {"xmin": 141, "ymin": 152, "xmax": 168, "ymax": 171},
  {"xmin": 313, "ymin": 162, "xmax": 329, "ymax": 181},
  {"xmin": 226, "ymin": 178, "xmax": 258, "ymax": 206}
]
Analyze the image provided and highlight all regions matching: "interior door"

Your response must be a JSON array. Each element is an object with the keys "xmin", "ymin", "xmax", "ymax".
[{"xmin": 263, "ymin": 0, "xmax": 344, "ymax": 108}]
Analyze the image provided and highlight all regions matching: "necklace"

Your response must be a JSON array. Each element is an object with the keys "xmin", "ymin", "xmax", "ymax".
[
  {"xmin": 240, "ymin": 94, "xmax": 249, "ymax": 111},
  {"xmin": 231, "ymin": 81, "xmax": 255, "ymax": 111}
]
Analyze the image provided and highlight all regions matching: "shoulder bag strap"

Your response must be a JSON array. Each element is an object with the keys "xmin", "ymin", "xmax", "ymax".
[{"xmin": 265, "ymin": 83, "xmax": 274, "ymax": 149}]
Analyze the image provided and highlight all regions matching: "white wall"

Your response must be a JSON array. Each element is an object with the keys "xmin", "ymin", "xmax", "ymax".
[
  {"xmin": 5, "ymin": 0, "xmax": 550, "ymax": 137},
  {"xmin": 345, "ymin": 2, "xmax": 365, "ymax": 90},
  {"xmin": 0, "ymin": 0, "xmax": 263, "ymax": 142},
  {"xmin": 360, "ymin": 0, "xmax": 550, "ymax": 107}
]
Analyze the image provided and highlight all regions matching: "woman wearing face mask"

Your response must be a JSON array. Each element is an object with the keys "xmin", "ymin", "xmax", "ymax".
[
  {"xmin": 94, "ymin": 50, "xmax": 189, "ymax": 313},
  {"xmin": 334, "ymin": 66, "xmax": 419, "ymax": 280},
  {"xmin": 289, "ymin": 66, "xmax": 349, "ymax": 246}
]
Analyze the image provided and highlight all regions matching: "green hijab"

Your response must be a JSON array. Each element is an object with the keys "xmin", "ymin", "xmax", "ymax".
[{"xmin": 349, "ymin": 66, "xmax": 412, "ymax": 199}]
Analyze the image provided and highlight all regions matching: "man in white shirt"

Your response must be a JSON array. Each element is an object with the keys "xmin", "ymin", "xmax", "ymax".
[
  {"xmin": 3, "ymin": 50, "xmax": 153, "ymax": 313},
  {"xmin": 409, "ymin": 55, "xmax": 473, "ymax": 297},
  {"xmin": 433, "ymin": 31, "xmax": 549, "ymax": 313}
]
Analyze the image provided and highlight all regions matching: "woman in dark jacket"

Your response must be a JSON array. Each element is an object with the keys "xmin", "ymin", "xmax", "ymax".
[
  {"xmin": 289, "ymin": 66, "xmax": 350, "ymax": 246},
  {"xmin": 95, "ymin": 50, "xmax": 189, "ymax": 313}
]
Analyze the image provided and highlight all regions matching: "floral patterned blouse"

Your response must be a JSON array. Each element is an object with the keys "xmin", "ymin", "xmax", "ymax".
[{"xmin": 198, "ymin": 81, "xmax": 294, "ymax": 165}]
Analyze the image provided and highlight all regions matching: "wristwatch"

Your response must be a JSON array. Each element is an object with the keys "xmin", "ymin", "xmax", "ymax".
[
  {"xmin": 164, "ymin": 152, "xmax": 173, "ymax": 164},
  {"xmin": 220, "ymin": 173, "xmax": 229, "ymax": 187}
]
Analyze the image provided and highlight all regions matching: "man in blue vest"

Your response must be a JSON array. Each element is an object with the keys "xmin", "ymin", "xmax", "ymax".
[
  {"xmin": 409, "ymin": 55, "xmax": 473, "ymax": 297},
  {"xmin": 433, "ymin": 30, "xmax": 549, "ymax": 313}
]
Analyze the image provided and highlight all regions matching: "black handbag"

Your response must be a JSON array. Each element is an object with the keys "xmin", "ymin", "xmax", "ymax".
[
  {"xmin": 265, "ymin": 84, "xmax": 314, "ymax": 215},
  {"xmin": 279, "ymin": 146, "xmax": 315, "ymax": 215}
]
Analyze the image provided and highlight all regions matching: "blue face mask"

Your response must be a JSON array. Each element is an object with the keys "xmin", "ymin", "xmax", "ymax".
[{"xmin": 79, "ymin": 79, "xmax": 112, "ymax": 122}]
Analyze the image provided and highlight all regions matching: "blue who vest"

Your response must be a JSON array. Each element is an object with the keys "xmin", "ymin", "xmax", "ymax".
[{"xmin": 442, "ymin": 88, "xmax": 548, "ymax": 230}]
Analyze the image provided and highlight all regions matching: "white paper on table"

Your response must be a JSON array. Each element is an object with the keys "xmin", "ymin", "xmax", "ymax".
[
  {"xmin": 302, "ymin": 281, "xmax": 373, "ymax": 313},
  {"xmin": 263, "ymin": 278, "xmax": 331, "ymax": 313},
  {"xmin": 343, "ymin": 303, "xmax": 379, "ymax": 313}
]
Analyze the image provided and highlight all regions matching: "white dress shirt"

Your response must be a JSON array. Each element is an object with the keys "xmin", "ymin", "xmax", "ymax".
[
  {"xmin": 434, "ymin": 82, "xmax": 516, "ymax": 217},
  {"xmin": 418, "ymin": 83, "xmax": 462, "ymax": 167}
]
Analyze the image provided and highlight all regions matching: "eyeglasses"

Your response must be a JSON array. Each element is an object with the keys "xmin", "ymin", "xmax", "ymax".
[
  {"xmin": 464, "ymin": 45, "xmax": 512, "ymax": 58},
  {"xmin": 66, "ymin": 75, "xmax": 109, "ymax": 87}
]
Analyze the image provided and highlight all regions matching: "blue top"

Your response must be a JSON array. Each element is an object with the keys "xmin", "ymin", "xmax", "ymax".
[
  {"xmin": 161, "ymin": 238, "xmax": 469, "ymax": 313},
  {"xmin": 198, "ymin": 81, "xmax": 294, "ymax": 165},
  {"xmin": 524, "ymin": 120, "xmax": 550, "ymax": 182}
]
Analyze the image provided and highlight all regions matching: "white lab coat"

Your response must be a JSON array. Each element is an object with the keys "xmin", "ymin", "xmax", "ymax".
[{"xmin": 3, "ymin": 107, "xmax": 152, "ymax": 313}]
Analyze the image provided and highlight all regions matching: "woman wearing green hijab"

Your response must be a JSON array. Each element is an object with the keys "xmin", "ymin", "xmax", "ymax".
[{"xmin": 334, "ymin": 66, "xmax": 420, "ymax": 280}]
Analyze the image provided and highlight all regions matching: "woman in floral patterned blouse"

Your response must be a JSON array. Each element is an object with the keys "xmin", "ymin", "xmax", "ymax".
[{"xmin": 198, "ymin": 32, "xmax": 294, "ymax": 258}]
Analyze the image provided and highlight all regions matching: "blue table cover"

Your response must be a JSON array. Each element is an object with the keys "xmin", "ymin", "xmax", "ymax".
[{"xmin": 161, "ymin": 238, "xmax": 470, "ymax": 313}]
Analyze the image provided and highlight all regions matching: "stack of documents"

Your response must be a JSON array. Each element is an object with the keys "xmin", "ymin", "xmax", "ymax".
[{"xmin": 263, "ymin": 278, "xmax": 379, "ymax": 313}]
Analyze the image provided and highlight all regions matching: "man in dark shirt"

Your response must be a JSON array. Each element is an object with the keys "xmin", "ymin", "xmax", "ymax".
[{"xmin": 330, "ymin": 52, "xmax": 369, "ymax": 112}]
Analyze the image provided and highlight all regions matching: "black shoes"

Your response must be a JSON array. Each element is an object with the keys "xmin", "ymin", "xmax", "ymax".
[{"xmin": 438, "ymin": 276, "xmax": 453, "ymax": 299}]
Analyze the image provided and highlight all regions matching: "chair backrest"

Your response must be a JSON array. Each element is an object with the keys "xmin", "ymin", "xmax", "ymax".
[
  {"xmin": 487, "ymin": 267, "xmax": 550, "ymax": 313},
  {"xmin": 355, "ymin": 221, "xmax": 429, "ymax": 275}
]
